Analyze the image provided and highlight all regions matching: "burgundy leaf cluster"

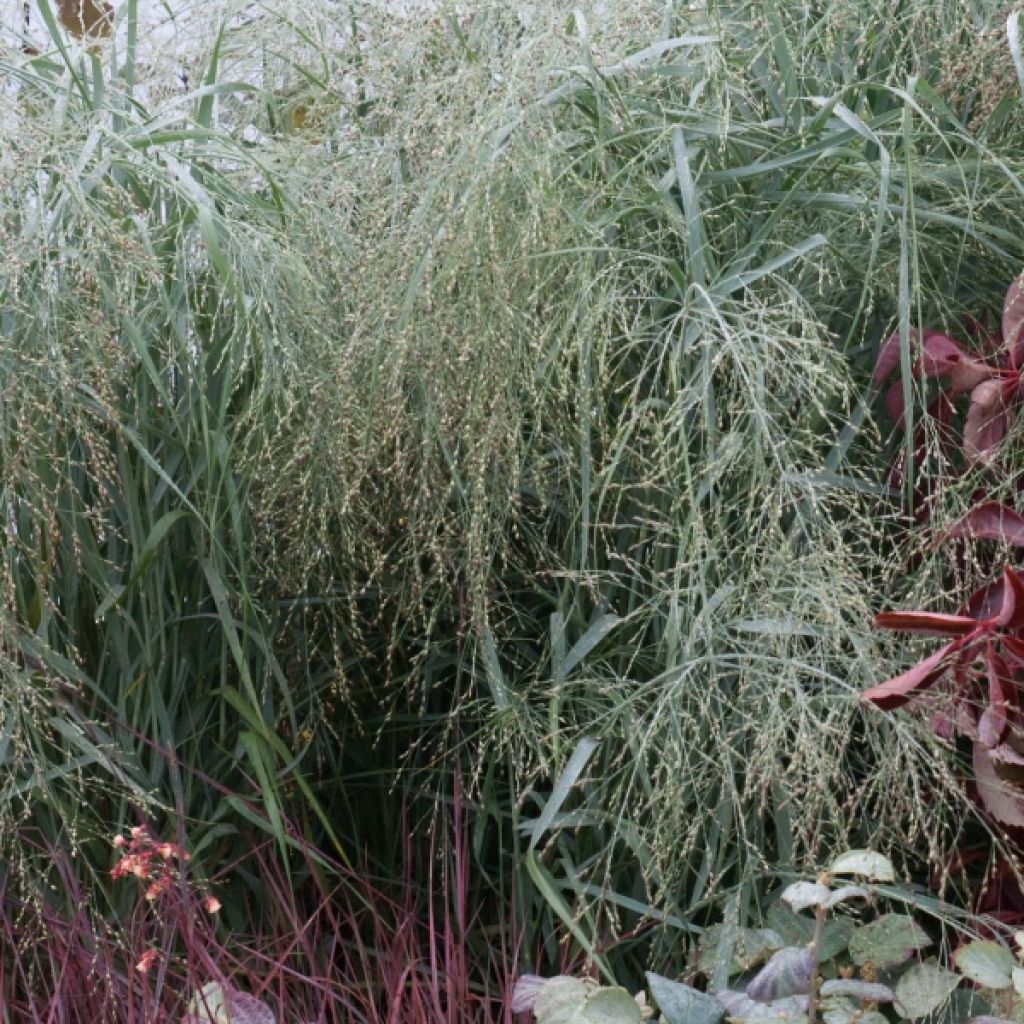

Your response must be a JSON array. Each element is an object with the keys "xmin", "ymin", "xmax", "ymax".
[
  {"xmin": 863, "ymin": 503, "xmax": 1024, "ymax": 826},
  {"xmin": 873, "ymin": 275, "xmax": 1024, "ymax": 467}
]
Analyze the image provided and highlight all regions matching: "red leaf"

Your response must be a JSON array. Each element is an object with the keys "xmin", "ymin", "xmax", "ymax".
[
  {"xmin": 873, "ymin": 611, "xmax": 980, "ymax": 636},
  {"xmin": 862, "ymin": 640, "xmax": 960, "ymax": 711},
  {"xmin": 965, "ymin": 577, "xmax": 1006, "ymax": 620},
  {"xmin": 1004, "ymin": 274, "xmax": 1024, "ymax": 369},
  {"xmin": 1002, "ymin": 634, "xmax": 1024, "ymax": 668},
  {"xmin": 997, "ymin": 565, "xmax": 1024, "ymax": 629},
  {"xmin": 942, "ymin": 501, "xmax": 1024, "ymax": 547},
  {"xmin": 919, "ymin": 334, "xmax": 995, "ymax": 391},
  {"xmin": 873, "ymin": 330, "xmax": 905, "ymax": 388},
  {"xmin": 980, "ymin": 645, "xmax": 1011, "ymax": 747},
  {"xmin": 964, "ymin": 378, "xmax": 1013, "ymax": 464},
  {"xmin": 990, "ymin": 742, "xmax": 1024, "ymax": 766},
  {"xmin": 883, "ymin": 378, "xmax": 907, "ymax": 426},
  {"xmin": 973, "ymin": 740, "xmax": 1024, "ymax": 827}
]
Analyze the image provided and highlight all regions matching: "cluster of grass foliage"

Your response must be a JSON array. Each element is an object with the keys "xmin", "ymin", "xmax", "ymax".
[{"xmin": 5, "ymin": 0, "xmax": 1024, "ymax": 1015}]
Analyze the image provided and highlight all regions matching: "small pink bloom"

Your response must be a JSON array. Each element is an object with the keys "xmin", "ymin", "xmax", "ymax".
[
  {"xmin": 135, "ymin": 949, "xmax": 158, "ymax": 974},
  {"xmin": 113, "ymin": 835, "xmax": 127, "ymax": 849},
  {"xmin": 202, "ymin": 895, "xmax": 222, "ymax": 914},
  {"xmin": 130, "ymin": 825, "xmax": 145, "ymax": 840},
  {"xmin": 156, "ymin": 843, "xmax": 176, "ymax": 860},
  {"xmin": 145, "ymin": 876, "xmax": 171, "ymax": 901}
]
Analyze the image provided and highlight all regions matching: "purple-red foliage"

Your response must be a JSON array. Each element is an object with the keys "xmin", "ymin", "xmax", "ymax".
[
  {"xmin": 873, "ymin": 275, "xmax": 1024, "ymax": 468},
  {"xmin": 863, "ymin": 502, "xmax": 1024, "ymax": 828}
]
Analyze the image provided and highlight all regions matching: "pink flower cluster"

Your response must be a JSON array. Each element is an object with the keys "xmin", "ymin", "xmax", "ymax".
[
  {"xmin": 111, "ymin": 825, "xmax": 223, "ymax": 975},
  {"xmin": 110, "ymin": 825, "xmax": 191, "ymax": 901}
]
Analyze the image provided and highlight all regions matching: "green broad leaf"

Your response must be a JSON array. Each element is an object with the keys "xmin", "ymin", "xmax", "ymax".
[
  {"xmin": 535, "ymin": 977, "xmax": 597, "ymax": 1024},
  {"xmin": 579, "ymin": 988, "xmax": 643, "ymax": 1024},
  {"xmin": 716, "ymin": 990, "xmax": 808, "ymax": 1024},
  {"xmin": 830, "ymin": 850, "xmax": 896, "ymax": 882},
  {"xmin": 820, "ymin": 980, "xmax": 897, "ymax": 1004},
  {"xmin": 816, "ymin": 918, "xmax": 856, "ymax": 963},
  {"xmin": 646, "ymin": 973, "xmax": 724, "ymax": 1024},
  {"xmin": 848, "ymin": 915, "xmax": 931, "ymax": 969},
  {"xmin": 822, "ymin": 997, "xmax": 887, "ymax": 1024},
  {"xmin": 746, "ymin": 948, "xmax": 815, "ymax": 1002},
  {"xmin": 697, "ymin": 925, "xmax": 784, "ymax": 974},
  {"xmin": 895, "ymin": 962, "xmax": 961, "ymax": 1019},
  {"xmin": 954, "ymin": 942, "xmax": 1017, "ymax": 990},
  {"xmin": 767, "ymin": 906, "xmax": 852, "ymax": 963}
]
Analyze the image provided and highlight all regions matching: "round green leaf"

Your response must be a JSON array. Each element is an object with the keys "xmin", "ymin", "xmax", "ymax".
[
  {"xmin": 535, "ymin": 978, "xmax": 597, "ymax": 1024},
  {"xmin": 954, "ymin": 942, "xmax": 1016, "ymax": 990},
  {"xmin": 580, "ymin": 988, "xmax": 643, "ymax": 1024},
  {"xmin": 895, "ymin": 962, "xmax": 960, "ymax": 1019},
  {"xmin": 823, "ymin": 997, "xmax": 887, "ymax": 1024},
  {"xmin": 646, "ymin": 973, "xmax": 724, "ymax": 1024},
  {"xmin": 697, "ymin": 926, "xmax": 784, "ymax": 975},
  {"xmin": 848, "ymin": 915, "xmax": 931, "ymax": 969},
  {"xmin": 820, "ymin": 980, "xmax": 897, "ymax": 1004}
]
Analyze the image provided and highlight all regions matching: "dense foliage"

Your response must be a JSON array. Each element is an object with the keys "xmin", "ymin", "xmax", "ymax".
[{"xmin": 5, "ymin": 0, "xmax": 1024, "ymax": 1019}]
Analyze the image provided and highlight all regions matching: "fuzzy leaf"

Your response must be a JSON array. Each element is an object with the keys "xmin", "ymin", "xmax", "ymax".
[
  {"xmin": 781, "ymin": 882, "xmax": 832, "ymax": 912},
  {"xmin": 646, "ymin": 973, "xmax": 724, "ymax": 1024},
  {"xmin": 535, "ymin": 977, "xmax": 598, "ymax": 1024},
  {"xmin": 746, "ymin": 948, "xmax": 815, "ymax": 1002},
  {"xmin": 823, "ymin": 1000, "xmax": 888, "ymax": 1024},
  {"xmin": 954, "ymin": 941, "xmax": 1016, "ymax": 990},
  {"xmin": 848, "ymin": 914, "xmax": 931, "ymax": 969},
  {"xmin": 513, "ymin": 975, "xmax": 550, "ymax": 1014},
  {"xmin": 820, "ymin": 980, "xmax": 898, "ymax": 1003},
  {"xmin": 580, "ymin": 988, "xmax": 643, "ymax": 1024},
  {"xmin": 697, "ymin": 926, "xmax": 784, "ymax": 975},
  {"xmin": 764, "ymin": 907, "xmax": 853, "ymax": 963},
  {"xmin": 894, "ymin": 962, "xmax": 960, "ymax": 1019},
  {"xmin": 716, "ymin": 991, "xmax": 808, "ymax": 1024}
]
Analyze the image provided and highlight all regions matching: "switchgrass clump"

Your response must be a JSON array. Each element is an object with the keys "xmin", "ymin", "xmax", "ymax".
[
  {"xmin": 242, "ymin": 0, "xmax": 1024, "ymax": 960},
  {"xmin": 6, "ymin": 0, "xmax": 1024, "ymax": 997}
]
